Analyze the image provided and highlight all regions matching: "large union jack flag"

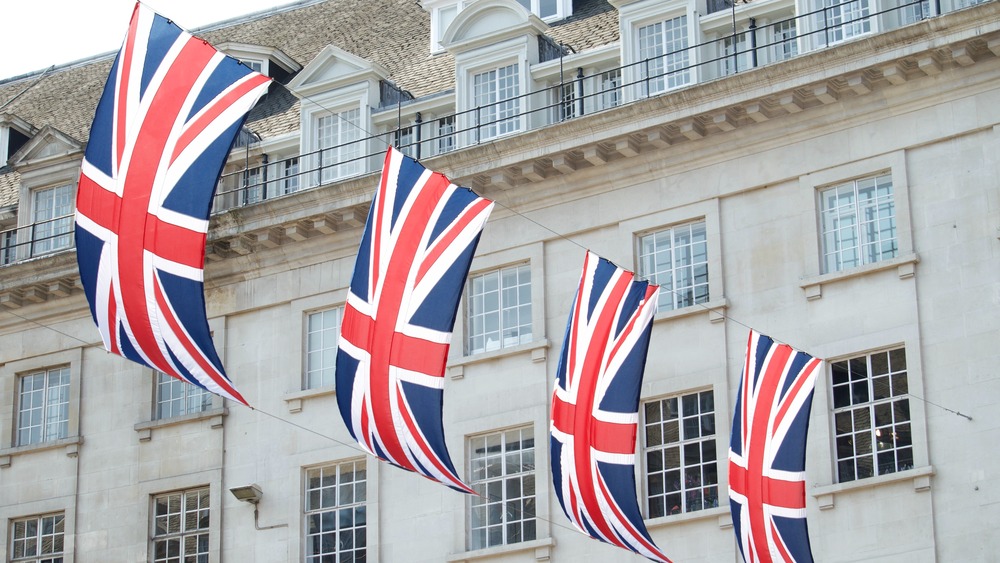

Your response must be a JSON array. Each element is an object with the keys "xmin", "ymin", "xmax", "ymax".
[
  {"xmin": 729, "ymin": 330, "xmax": 823, "ymax": 563},
  {"xmin": 550, "ymin": 251, "xmax": 671, "ymax": 563},
  {"xmin": 75, "ymin": 3, "xmax": 270, "ymax": 405},
  {"xmin": 337, "ymin": 147, "xmax": 493, "ymax": 493}
]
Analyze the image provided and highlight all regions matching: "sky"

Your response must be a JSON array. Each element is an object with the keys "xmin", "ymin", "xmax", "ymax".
[{"xmin": 2, "ymin": 0, "xmax": 295, "ymax": 80}]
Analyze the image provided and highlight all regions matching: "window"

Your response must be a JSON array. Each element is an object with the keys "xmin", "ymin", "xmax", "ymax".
[
  {"xmin": 466, "ymin": 265, "xmax": 532, "ymax": 354},
  {"xmin": 637, "ymin": 16, "xmax": 690, "ymax": 96},
  {"xmin": 473, "ymin": 64, "xmax": 520, "ymax": 141},
  {"xmin": 772, "ymin": 19, "xmax": 798, "ymax": 62},
  {"xmin": 643, "ymin": 391, "xmax": 718, "ymax": 518},
  {"xmin": 241, "ymin": 58, "xmax": 264, "ymax": 73},
  {"xmin": 10, "ymin": 513, "xmax": 64, "ymax": 563},
  {"xmin": 151, "ymin": 487, "xmax": 210, "ymax": 563},
  {"xmin": 155, "ymin": 373, "xmax": 212, "ymax": 420},
  {"xmin": 555, "ymin": 82, "xmax": 577, "ymax": 122},
  {"xmin": 30, "ymin": 185, "xmax": 73, "ymax": 256},
  {"xmin": 513, "ymin": 0, "xmax": 569, "ymax": 20},
  {"xmin": 819, "ymin": 173, "xmax": 897, "ymax": 273},
  {"xmin": 720, "ymin": 32, "xmax": 751, "ymax": 76},
  {"xmin": 436, "ymin": 116, "xmax": 455, "ymax": 155},
  {"xmin": 598, "ymin": 69, "xmax": 622, "ymax": 110},
  {"xmin": 637, "ymin": 221, "xmax": 709, "ymax": 312},
  {"xmin": 276, "ymin": 157, "xmax": 301, "ymax": 195},
  {"xmin": 304, "ymin": 460, "xmax": 367, "ymax": 562},
  {"xmin": 242, "ymin": 166, "xmax": 264, "ymax": 205},
  {"xmin": 306, "ymin": 307, "xmax": 343, "ymax": 389},
  {"xmin": 2, "ymin": 228, "xmax": 16, "ymax": 266},
  {"xmin": 901, "ymin": 0, "xmax": 932, "ymax": 23},
  {"xmin": 468, "ymin": 427, "xmax": 536, "ymax": 550},
  {"xmin": 16, "ymin": 366, "xmax": 70, "ymax": 446},
  {"xmin": 431, "ymin": 3, "xmax": 460, "ymax": 53},
  {"xmin": 820, "ymin": 0, "xmax": 871, "ymax": 45},
  {"xmin": 832, "ymin": 348, "xmax": 912, "ymax": 483},
  {"xmin": 315, "ymin": 108, "xmax": 363, "ymax": 184},
  {"xmin": 395, "ymin": 125, "xmax": 417, "ymax": 159}
]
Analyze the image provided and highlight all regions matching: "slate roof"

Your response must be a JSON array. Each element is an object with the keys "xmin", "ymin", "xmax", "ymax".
[
  {"xmin": 0, "ymin": 171, "xmax": 19, "ymax": 208},
  {"xmin": 0, "ymin": 0, "xmax": 619, "ymax": 191}
]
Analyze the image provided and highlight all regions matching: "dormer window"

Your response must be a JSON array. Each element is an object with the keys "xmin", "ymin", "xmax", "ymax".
[
  {"xmin": 0, "ymin": 116, "xmax": 33, "ymax": 169},
  {"xmin": 215, "ymin": 43, "xmax": 301, "ymax": 81},
  {"xmin": 512, "ymin": 0, "xmax": 571, "ymax": 20},
  {"xmin": 423, "ymin": 0, "xmax": 571, "ymax": 53}
]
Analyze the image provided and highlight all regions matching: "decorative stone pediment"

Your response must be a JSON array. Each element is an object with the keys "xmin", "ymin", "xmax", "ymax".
[
  {"xmin": 7, "ymin": 125, "xmax": 82, "ymax": 174},
  {"xmin": 441, "ymin": 0, "xmax": 548, "ymax": 53},
  {"xmin": 287, "ymin": 45, "xmax": 389, "ymax": 98}
]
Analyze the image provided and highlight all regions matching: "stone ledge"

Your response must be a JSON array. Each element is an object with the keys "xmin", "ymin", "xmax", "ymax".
[
  {"xmin": 133, "ymin": 407, "xmax": 228, "ymax": 441},
  {"xmin": 449, "ymin": 339, "xmax": 550, "ymax": 372},
  {"xmin": 0, "ymin": 435, "xmax": 84, "ymax": 468},
  {"xmin": 799, "ymin": 254, "xmax": 920, "ymax": 300},
  {"xmin": 282, "ymin": 385, "xmax": 336, "ymax": 413},
  {"xmin": 446, "ymin": 537, "xmax": 555, "ymax": 562},
  {"xmin": 811, "ymin": 465, "xmax": 935, "ymax": 510}
]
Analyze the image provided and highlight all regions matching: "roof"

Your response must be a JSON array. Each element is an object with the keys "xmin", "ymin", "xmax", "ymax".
[
  {"xmin": 0, "ymin": 171, "xmax": 19, "ymax": 208},
  {"xmin": 0, "ymin": 0, "xmax": 619, "ymax": 158}
]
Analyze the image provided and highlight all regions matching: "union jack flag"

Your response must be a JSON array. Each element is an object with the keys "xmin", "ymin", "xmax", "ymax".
[
  {"xmin": 75, "ymin": 3, "xmax": 270, "ymax": 405},
  {"xmin": 550, "ymin": 251, "xmax": 671, "ymax": 563},
  {"xmin": 729, "ymin": 330, "xmax": 823, "ymax": 563},
  {"xmin": 337, "ymin": 147, "xmax": 493, "ymax": 493}
]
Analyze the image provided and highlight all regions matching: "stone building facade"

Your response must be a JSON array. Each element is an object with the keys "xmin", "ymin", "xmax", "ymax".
[{"xmin": 1, "ymin": 0, "xmax": 998, "ymax": 561}]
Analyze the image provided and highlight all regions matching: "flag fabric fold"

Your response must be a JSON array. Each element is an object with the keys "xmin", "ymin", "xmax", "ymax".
[
  {"xmin": 550, "ymin": 251, "xmax": 671, "ymax": 563},
  {"xmin": 75, "ymin": 2, "xmax": 270, "ymax": 406},
  {"xmin": 336, "ymin": 146, "xmax": 493, "ymax": 493},
  {"xmin": 729, "ymin": 330, "xmax": 823, "ymax": 563}
]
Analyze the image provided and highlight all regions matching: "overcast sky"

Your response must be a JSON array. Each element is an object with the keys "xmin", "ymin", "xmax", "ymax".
[{"xmin": 3, "ymin": 0, "xmax": 295, "ymax": 80}]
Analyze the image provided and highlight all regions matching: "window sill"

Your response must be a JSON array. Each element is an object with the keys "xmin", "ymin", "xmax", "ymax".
[
  {"xmin": 446, "ymin": 537, "xmax": 555, "ymax": 562},
  {"xmin": 646, "ymin": 505, "xmax": 732, "ymax": 530},
  {"xmin": 0, "ymin": 435, "xmax": 83, "ymax": 468},
  {"xmin": 799, "ymin": 253, "xmax": 919, "ymax": 300},
  {"xmin": 133, "ymin": 407, "xmax": 228, "ymax": 442},
  {"xmin": 283, "ymin": 385, "xmax": 336, "ymax": 413},
  {"xmin": 811, "ymin": 465, "xmax": 935, "ymax": 510},
  {"xmin": 449, "ymin": 339, "xmax": 550, "ymax": 378},
  {"xmin": 652, "ymin": 298, "xmax": 728, "ymax": 325}
]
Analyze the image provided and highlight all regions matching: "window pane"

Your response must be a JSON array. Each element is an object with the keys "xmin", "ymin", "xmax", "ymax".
[
  {"xmin": 467, "ymin": 265, "xmax": 532, "ymax": 354},
  {"xmin": 831, "ymin": 348, "xmax": 911, "ymax": 483},
  {"xmin": 643, "ymin": 391, "xmax": 717, "ymax": 515},
  {"xmin": 820, "ymin": 174, "xmax": 895, "ymax": 273},
  {"xmin": 469, "ymin": 427, "xmax": 535, "ymax": 549},
  {"xmin": 638, "ymin": 221, "xmax": 709, "ymax": 312}
]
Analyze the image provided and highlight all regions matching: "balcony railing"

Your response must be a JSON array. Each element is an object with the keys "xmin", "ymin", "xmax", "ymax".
[
  {"xmin": 0, "ymin": 0, "xmax": 986, "ymax": 267},
  {"xmin": 213, "ymin": 0, "xmax": 956, "ymax": 213},
  {"xmin": 1, "ymin": 214, "xmax": 75, "ymax": 266}
]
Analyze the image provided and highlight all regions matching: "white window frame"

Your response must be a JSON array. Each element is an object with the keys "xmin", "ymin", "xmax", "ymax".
[
  {"xmin": 154, "ymin": 373, "xmax": 213, "ymax": 421},
  {"xmin": 467, "ymin": 426, "xmax": 537, "ymax": 550},
  {"xmin": 313, "ymin": 106, "xmax": 364, "ymax": 184},
  {"xmin": 1, "ymin": 350, "xmax": 82, "ymax": 460},
  {"xmin": 471, "ymin": 62, "xmax": 523, "ymax": 142},
  {"xmin": 150, "ymin": 487, "xmax": 211, "ymax": 563},
  {"xmin": 453, "ymin": 243, "xmax": 546, "ymax": 364},
  {"xmin": 511, "ymin": 0, "xmax": 572, "ymax": 21},
  {"xmin": 637, "ymin": 219, "xmax": 711, "ymax": 314},
  {"xmin": 9, "ymin": 512, "xmax": 65, "ymax": 563},
  {"xmin": 303, "ymin": 459, "xmax": 368, "ymax": 563},
  {"xmin": 620, "ymin": 199, "xmax": 725, "ymax": 322},
  {"xmin": 29, "ymin": 184, "xmax": 74, "ymax": 257},
  {"xmin": 465, "ymin": 263, "xmax": 533, "ymax": 355},
  {"xmin": 830, "ymin": 347, "xmax": 914, "ymax": 483},
  {"xmin": 618, "ymin": 2, "xmax": 698, "ymax": 103},
  {"xmin": 798, "ymin": 151, "xmax": 916, "ymax": 298},
  {"xmin": 15, "ymin": 366, "xmax": 70, "ymax": 447},
  {"xmin": 642, "ymin": 389, "xmax": 720, "ymax": 518},
  {"xmin": 305, "ymin": 306, "xmax": 344, "ymax": 390},
  {"xmin": 818, "ymin": 172, "xmax": 898, "ymax": 274}
]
